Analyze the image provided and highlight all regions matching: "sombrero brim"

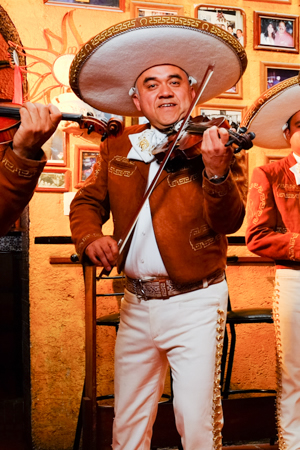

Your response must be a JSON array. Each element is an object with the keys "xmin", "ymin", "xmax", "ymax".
[
  {"xmin": 242, "ymin": 74, "xmax": 300, "ymax": 149},
  {"xmin": 70, "ymin": 16, "xmax": 247, "ymax": 117}
]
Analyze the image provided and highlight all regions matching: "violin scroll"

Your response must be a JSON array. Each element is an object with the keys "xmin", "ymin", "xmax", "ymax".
[{"xmin": 226, "ymin": 126, "xmax": 256, "ymax": 153}]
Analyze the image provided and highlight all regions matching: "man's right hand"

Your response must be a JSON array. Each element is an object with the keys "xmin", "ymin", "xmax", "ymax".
[{"xmin": 85, "ymin": 236, "xmax": 119, "ymax": 271}]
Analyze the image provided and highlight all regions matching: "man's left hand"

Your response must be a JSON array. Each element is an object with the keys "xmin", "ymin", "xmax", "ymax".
[
  {"xmin": 201, "ymin": 126, "xmax": 233, "ymax": 179},
  {"xmin": 12, "ymin": 102, "xmax": 62, "ymax": 160}
]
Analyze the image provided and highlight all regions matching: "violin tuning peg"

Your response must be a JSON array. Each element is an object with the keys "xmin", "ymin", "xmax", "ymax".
[
  {"xmin": 225, "ymin": 138, "xmax": 235, "ymax": 147},
  {"xmin": 238, "ymin": 126, "xmax": 248, "ymax": 134},
  {"xmin": 234, "ymin": 145, "xmax": 243, "ymax": 154},
  {"xmin": 88, "ymin": 124, "xmax": 94, "ymax": 135},
  {"xmin": 101, "ymin": 132, "xmax": 108, "ymax": 142}
]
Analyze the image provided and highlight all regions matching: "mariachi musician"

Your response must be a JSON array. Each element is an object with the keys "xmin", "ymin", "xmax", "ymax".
[
  {"xmin": 69, "ymin": 17, "xmax": 248, "ymax": 450},
  {"xmin": 0, "ymin": 103, "xmax": 61, "ymax": 236},
  {"xmin": 244, "ymin": 75, "xmax": 300, "ymax": 450}
]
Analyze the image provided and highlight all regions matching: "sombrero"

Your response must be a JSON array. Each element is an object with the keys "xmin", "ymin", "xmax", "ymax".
[
  {"xmin": 241, "ymin": 74, "xmax": 300, "ymax": 149},
  {"xmin": 69, "ymin": 16, "xmax": 247, "ymax": 117}
]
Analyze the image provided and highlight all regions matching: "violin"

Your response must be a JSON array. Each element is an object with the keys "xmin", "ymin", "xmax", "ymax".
[
  {"xmin": 0, "ymin": 102, "xmax": 124, "ymax": 145},
  {"xmin": 153, "ymin": 115, "xmax": 255, "ymax": 160},
  {"xmin": 150, "ymin": 115, "xmax": 255, "ymax": 173}
]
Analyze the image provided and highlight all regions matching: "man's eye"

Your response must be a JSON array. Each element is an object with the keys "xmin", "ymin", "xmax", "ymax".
[
  {"xmin": 147, "ymin": 83, "xmax": 157, "ymax": 89},
  {"xmin": 170, "ymin": 81, "xmax": 180, "ymax": 86}
]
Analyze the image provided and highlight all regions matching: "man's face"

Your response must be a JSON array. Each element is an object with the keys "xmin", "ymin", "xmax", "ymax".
[
  {"xmin": 236, "ymin": 30, "xmax": 242, "ymax": 38},
  {"xmin": 285, "ymin": 110, "xmax": 300, "ymax": 155},
  {"xmin": 278, "ymin": 22, "xmax": 286, "ymax": 34},
  {"xmin": 132, "ymin": 65, "xmax": 195, "ymax": 130}
]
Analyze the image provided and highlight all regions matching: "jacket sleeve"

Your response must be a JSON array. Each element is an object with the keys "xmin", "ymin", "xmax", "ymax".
[
  {"xmin": 0, "ymin": 146, "xmax": 46, "ymax": 236},
  {"xmin": 246, "ymin": 166, "xmax": 300, "ymax": 261},
  {"xmin": 202, "ymin": 150, "xmax": 247, "ymax": 235},
  {"xmin": 69, "ymin": 140, "xmax": 110, "ymax": 260}
]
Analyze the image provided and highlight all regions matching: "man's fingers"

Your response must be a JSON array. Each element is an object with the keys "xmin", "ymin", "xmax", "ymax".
[
  {"xmin": 85, "ymin": 237, "xmax": 119, "ymax": 269},
  {"xmin": 218, "ymin": 127, "xmax": 230, "ymax": 146}
]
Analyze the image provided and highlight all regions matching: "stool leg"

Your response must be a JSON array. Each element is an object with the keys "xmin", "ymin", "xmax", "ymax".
[
  {"xmin": 223, "ymin": 322, "xmax": 236, "ymax": 399},
  {"xmin": 73, "ymin": 381, "xmax": 85, "ymax": 450}
]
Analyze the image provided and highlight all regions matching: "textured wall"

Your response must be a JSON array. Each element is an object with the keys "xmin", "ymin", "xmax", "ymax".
[{"xmin": 1, "ymin": 0, "xmax": 296, "ymax": 448}]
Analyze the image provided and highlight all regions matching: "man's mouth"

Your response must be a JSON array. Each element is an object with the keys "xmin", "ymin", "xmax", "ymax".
[{"xmin": 159, "ymin": 103, "xmax": 176, "ymax": 108}]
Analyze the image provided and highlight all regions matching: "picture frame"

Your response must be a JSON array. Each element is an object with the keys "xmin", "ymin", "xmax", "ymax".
[
  {"xmin": 264, "ymin": 151, "xmax": 289, "ymax": 164},
  {"xmin": 260, "ymin": 61, "xmax": 300, "ymax": 92},
  {"xmin": 254, "ymin": 12, "xmax": 299, "ymax": 53},
  {"xmin": 130, "ymin": 1, "xmax": 184, "ymax": 18},
  {"xmin": 246, "ymin": 0, "xmax": 290, "ymax": 5},
  {"xmin": 36, "ymin": 168, "xmax": 70, "ymax": 192},
  {"xmin": 43, "ymin": 0, "xmax": 125, "ymax": 12},
  {"xmin": 195, "ymin": 104, "xmax": 247, "ymax": 130},
  {"xmin": 43, "ymin": 131, "xmax": 68, "ymax": 167},
  {"xmin": 74, "ymin": 144, "xmax": 99, "ymax": 188},
  {"xmin": 218, "ymin": 79, "xmax": 243, "ymax": 100},
  {"xmin": 195, "ymin": 5, "xmax": 246, "ymax": 47}
]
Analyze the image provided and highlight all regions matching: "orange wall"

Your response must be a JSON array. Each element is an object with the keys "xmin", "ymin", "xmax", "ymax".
[{"xmin": 2, "ymin": 0, "xmax": 297, "ymax": 447}]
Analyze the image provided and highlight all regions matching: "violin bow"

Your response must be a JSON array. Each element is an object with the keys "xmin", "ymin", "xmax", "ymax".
[{"xmin": 99, "ymin": 64, "xmax": 215, "ymax": 277}]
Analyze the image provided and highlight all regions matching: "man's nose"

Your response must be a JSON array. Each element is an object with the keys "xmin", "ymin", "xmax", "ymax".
[{"xmin": 158, "ymin": 83, "xmax": 174, "ymax": 97}]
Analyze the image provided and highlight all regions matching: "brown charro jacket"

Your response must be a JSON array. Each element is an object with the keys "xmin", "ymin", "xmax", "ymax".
[
  {"xmin": 0, "ymin": 145, "xmax": 46, "ymax": 236},
  {"xmin": 70, "ymin": 124, "xmax": 247, "ymax": 284},
  {"xmin": 246, "ymin": 152, "xmax": 300, "ymax": 268}
]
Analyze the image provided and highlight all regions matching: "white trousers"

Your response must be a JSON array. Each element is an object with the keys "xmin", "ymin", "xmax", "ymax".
[
  {"xmin": 112, "ymin": 279, "xmax": 228, "ymax": 450},
  {"xmin": 274, "ymin": 269, "xmax": 300, "ymax": 450}
]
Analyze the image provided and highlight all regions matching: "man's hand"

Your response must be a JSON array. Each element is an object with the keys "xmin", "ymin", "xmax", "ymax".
[
  {"xmin": 85, "ymin": 236, "xmax": 119, "ymax": 271},
  {"xmin": 201, "ymin": 126, "xmax": 233, "ymax": 179},
  {"xmin": 12, "ymin": 102, "xmax": 62, "ymax": 160}
]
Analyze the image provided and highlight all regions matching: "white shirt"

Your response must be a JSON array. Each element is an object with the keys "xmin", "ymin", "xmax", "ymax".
[
  {"xmin": 289, "ymin": 153, "xmax": 300, "ymax": 185},
  {"xmin": 124, "ymin": 128, "xmax": 168, "ymax": 279}
]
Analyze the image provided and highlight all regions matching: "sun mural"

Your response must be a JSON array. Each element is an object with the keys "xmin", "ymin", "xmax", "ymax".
[
  {"xmin": 8, "ymin": 11, "xmax": 122, "ymax": 164},
  {"xmin": 8, "ymin": 10, "xmax": 83, "ymax": 104}
]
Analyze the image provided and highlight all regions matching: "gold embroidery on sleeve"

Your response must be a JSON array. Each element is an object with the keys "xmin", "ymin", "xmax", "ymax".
[
  {"xmin": 248, "ymin": 182, "xmax": 265, "ymax": 225},
  {"xmin": 2, "ymin": 158, "xmax": 37, "ymax": 178},
  {"xmin": 289, "ymin": 233, "xmax": 299, "ymax": 261}
]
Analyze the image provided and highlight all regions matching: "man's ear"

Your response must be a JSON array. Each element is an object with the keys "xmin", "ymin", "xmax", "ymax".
[
  {"xmin": 284, "ymin": 127, "xmax": 291, "ymax": 143},
  {"xmin": 132, "ymin": 94, "xmax": 142, "ymax": 112},
  {"xmin": 190, "ymin": 86, "xmax": 196, "ymax": 100}
]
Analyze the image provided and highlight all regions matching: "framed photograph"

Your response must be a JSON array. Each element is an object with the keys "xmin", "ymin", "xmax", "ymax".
[
  {"xmin": 195, "ymin": 5, "xmax": 246, "ymax": 47},
  {"xmin": 260, "ymin": 61, "xmax": 300, "ymax": 92},
  {"xmin": 131, "ymin": 2, "xmax": 183, "ymax": 18},
  {"xmin": 218, "ymin": 79, "xmax": 243, "ymax": 100},
  {"xmin": 254, "ymin": 12, "xmax": 299, "ymax": 53},
  {"xmin": 264, "ymin": 151, "xmax": 289, "ymax": 164},
  {"xmin": 36, "ymin": 168, "xmax": 70, "ymax": 192},
  {"xmin": 43, "ymin": 0, "xmax": 125, "ymax": 12},
  {"xmin": 196, "ymin": 104, "xmax": 247, "ymax": 130},
  {"xmin": 245, "ymin": 0, "xmax": 290, "ymax": 4},
  {"xmin": 74, "ymin": 145, "xmax": 99, "ymax": 188},
  {"xmin": 43, "ymin": 130, "xmax": 68, "ymax": 167}
]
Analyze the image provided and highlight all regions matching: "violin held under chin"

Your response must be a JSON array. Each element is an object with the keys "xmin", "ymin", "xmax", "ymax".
[{"xmin": 153, "ymin": 115, "xmax": 255, "ymax": 161}]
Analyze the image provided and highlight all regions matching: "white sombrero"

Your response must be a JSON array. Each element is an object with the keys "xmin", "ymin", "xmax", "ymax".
[
  {"xmin": 241, "ymin": 74, "xmax": 300, "ymax": 149},
  {"xmin": 70, "ymin": 16, "xmax": 247, "ymax": 117}
]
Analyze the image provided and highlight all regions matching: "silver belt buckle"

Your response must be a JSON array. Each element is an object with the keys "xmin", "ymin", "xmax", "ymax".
[{"xmin": 136, "ymin": 279, "xmax": 147, "ymax": 300}]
